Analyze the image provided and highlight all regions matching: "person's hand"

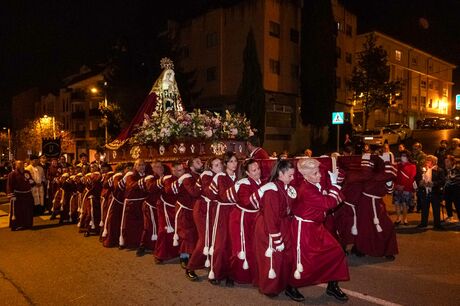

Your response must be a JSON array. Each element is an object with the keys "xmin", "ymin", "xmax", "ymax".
[{"xmin": 328, "ymin": 170, "xmax": 339, "ymax": 185}]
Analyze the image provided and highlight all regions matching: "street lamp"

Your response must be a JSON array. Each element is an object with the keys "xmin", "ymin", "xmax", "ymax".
[{"xmin": 2, "ymin": 127, "xmax": 12, "ymax": 161}]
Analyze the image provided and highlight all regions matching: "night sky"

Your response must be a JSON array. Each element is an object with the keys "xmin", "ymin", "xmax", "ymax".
[{"xmin": 1, "ymin": 0, "xmax": 460, "ymax": 126}]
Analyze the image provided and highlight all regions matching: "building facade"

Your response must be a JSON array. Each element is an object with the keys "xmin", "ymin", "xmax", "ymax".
[{"xmin": 354, "ymin": 31, "xmax": 456, "ymax": 129}]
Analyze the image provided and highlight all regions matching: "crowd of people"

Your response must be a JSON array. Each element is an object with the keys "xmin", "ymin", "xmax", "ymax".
[{"xmin": 5, "ymin": 136, "xmax": 459, "ymax": 302}]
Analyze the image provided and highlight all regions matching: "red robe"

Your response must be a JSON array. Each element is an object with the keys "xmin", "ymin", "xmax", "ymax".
[
  {"xmin": 253, "ymin": 180, "xmax": 296, "ymax": 295},
  {"xmin": 228, "ymin": 177, "xmax": 261, "ymax": 284},
  {"xmin": 290, "ymin": 180, "xmax": 349, "ymax": 287},
  {"xmin": 208, "ymin": 172, "xmax": 237, "ymax": 281},
  {"xmin": 99, "ymin": 172, "xmax": 115, "ymax": 229},
  {"xmin": 59, "ymin": 177, "xmax": 75, "ymax": 223},
  {"xmin": 79, "ymin": 172, "xmax": 102, "ymax": 233},
  {"xmin": 172, "ymin": 171, "xmax": 200, "ymax": 254},
  {"xmin": 7, "ymin": 170, "xmax": 35, "ymax": 229},
  {"xmin": 119, "ymin": 171, "xmax": 146, "ymax": 248},
  {"xmin": 355, "ymin": 159, "xmax": 399, "ymax": 257},
  {"xmin": 138, "ymin": 174, "xmax": 162, "ymax": 251},
  {"xmin": 186, "ymin": 171, "xmax": 214, "ymax": 270},
  {"xmin": 101, "ymin": 173, "xmax": 125, "ymax": 247},
  {"xmin": 153, "ymin": 175, "xmax": 180, "ymax": 261}
]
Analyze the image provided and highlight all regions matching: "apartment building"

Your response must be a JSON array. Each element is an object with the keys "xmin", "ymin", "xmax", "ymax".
[{"xmin": 354, "ymin": 31, "xmax": 456, "ymax": 129}]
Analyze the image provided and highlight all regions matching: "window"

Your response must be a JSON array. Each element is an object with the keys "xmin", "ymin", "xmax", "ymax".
[
  {"xmin": 421, "ymin": 96, "xmax": 426, "ymax": 108},
  {"xmin": 206, "ymin": 32, "xmax": 218, "ymax": 48},
  {"xmin": 269, "ymin": 21, "xmax": 280, "ymax": 38},
  {"xmin": 336, "ymin": 47, "xmax": 341, "ymax": 59},
  {"xmin": 345, "ymin": 24, "xmax": 352, "ymax": 36},
  {"xmin": 345, "ymin": 52, "xmax": 352, "ymax": 64},
  {"xmin": 412, "ymin": 96, "xmax": 418, "ymax": 104},
  {"xmin": 336, "ymin": 76, "xmax": 341, "ymax": 89},
  {"xmin": 336, "ymin": 22, "xmax": 343, "ymax": 32},
  {"xmin": 206, "ymin": 67, "xmax": 217, "ymax": 82},
  {"xmin": 395, "ymin": 50, "xmax": 402, "ymax": 61},
  {"xmin": 443, "ymin": 88, "xmax": 448, "ymax": 97},
  {"xmin": 429, "ymin": 99, "xmax": 433, "ymax": 108},
  {"xmin": 429, "ymin": 80, "xmax": 433, "ymax": 89},
  {"xmin": 291, "ymin": 64, "xmax": 299, "ymax": 79},
  {"xmin": 269, "ymin": 59, "xmax": 280, "ymax": 75},
  {"xmin": 421, "ymin": 80, "xmax": 426, "ymax": 88},
  {"xmin": 290, "ymin": 29, "xmax": 299, "ymax": 43},
  {"xmin": 411, "ymin": 56, "xmax": 418, "ymax": 66}
]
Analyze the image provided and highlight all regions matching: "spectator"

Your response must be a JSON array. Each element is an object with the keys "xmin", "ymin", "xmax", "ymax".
[
  {"xmin": 443, "ymin": 155, "xmax": 460, "ymax": 224},
  {"xmin": 304, "ymin": 148, "xmax": 313, "ymax": 157},
  {"xmin": 447, "ymin": 138, "xmax": 460, "ymax": 162},
  {"xmin": 434, "ymin": 140, "xmax": 449, "ymax": 170},
  {"xmin": 417, "ymin": 155, "xmax": 445, "ymax": 230},
  {"xmin": 412, "ymin": 142, "xmax": 427, "ymax": 213},
  {"xmin": 393, "ymin": 151, "xmax": 416, "ymax": 226}
]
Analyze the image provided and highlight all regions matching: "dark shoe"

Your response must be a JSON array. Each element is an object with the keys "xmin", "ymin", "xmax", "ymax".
[
  {"xmin": 185, "ymin": 270, "xmax": 199, "ymax": 281},
  {"xmin": 285, "ymin": 285, "xmax": 305, "ymax": 302},
  {"xmin": 154, "ymin": 257, "xmax": 163, "ymax": 264},
  {"xmin": 179, "ymin": 257, "xmax": 189, "ymax": 269},
  {"xmin": 416, "ymin": 224, "xmax": 427, "ymax": 229},
  {"xmin": 208, "ymin": 279, "xmax": 220, "ymax": 286},
  {"xmin": 136, "ymin": 247, "xmax": 145, "ymax": 257},
  {"xmin": 225, "ymin": 278, "xmax": 234, "ymax": 287},
  {"xmin": 83, "ymin": 231, "xmax": 90, "ymax": 237},
  {"xmin": 50, "ymin": 213, "xmax": 56, "ymax": 220},
  {"xmin": 385, "ymin": 255, "xmax": 396, "ymax": 261},
  {"xmin": 351, "ymin": 246, "xmax": 365, "ymax": 257},
  {"xmin": 394, "ymin": 220, "xmax": 401, "ymax": 226},
  {"xmin": 118, "ymin": 245, "xmax": 125, "ymax": 250},
  {"xmin": 326, "ymin": 282, "xmax": 349, "ymax": 302},
  {"xmin": 433, "ymin": 225, "xmax": 446, "ymax": 231}
]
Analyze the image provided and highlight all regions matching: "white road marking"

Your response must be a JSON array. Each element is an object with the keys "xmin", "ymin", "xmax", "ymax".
[{"xmin": 316, "ymin": 283, "xmax": 404, "ymax": 306}]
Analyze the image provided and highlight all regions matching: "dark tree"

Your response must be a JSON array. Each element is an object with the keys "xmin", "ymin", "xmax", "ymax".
[
  {"xmin": 349, "ymin": 33, "xmax": 401, "ymax": 130},
  {"xmin": 236, "ymin": 29, "xmax": 265, "ymax": 141}
]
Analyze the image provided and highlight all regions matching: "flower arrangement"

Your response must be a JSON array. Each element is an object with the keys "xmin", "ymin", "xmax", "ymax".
[{"xmin": 130, "ymin": 109, "xmax": 253, "ymax": 145}]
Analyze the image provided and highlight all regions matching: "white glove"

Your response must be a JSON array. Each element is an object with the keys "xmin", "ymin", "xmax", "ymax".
[
  {"xmin": 328, "ymin": 170, "xmax": 339, "ymax": 185},
  {"xmin": 177, "ymin": 173, "xmax": 192, "ymax": 186},
  {"xmin": 275, "ymin": 242, "xmax": 285, "ymax": 252},
  {"xmin": 380, "ymin": 152, "xmax": 391, "ymax": 162},
  {"xmin": 10, "ymin": 196, "xmax": 16, "ymax": 202},
  {"xmin": 362, "ymin": 153, "xmax": 371, "ymax": 161}
]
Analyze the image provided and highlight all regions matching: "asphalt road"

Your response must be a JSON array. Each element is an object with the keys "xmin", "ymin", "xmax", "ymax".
[
  {"xmin": 0, "ymin": 198, "xmax": 459, "ymax": 306},
  {"xmin": 403, "ymin": 128, "xmax": 460, "ymax": 154}
]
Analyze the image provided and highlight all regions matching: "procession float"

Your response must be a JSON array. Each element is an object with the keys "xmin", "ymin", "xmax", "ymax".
[{"xmin": 105, "ymin": 58, "xmax": 251, "ymax": 162}]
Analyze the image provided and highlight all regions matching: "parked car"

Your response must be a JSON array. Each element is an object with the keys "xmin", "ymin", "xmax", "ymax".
[
  {"xmin": 420, "ymin": 117, "xmax": 440, "ymax": 129},
  {"xmin": 385, "ymin": 123, "xmax": 412, "ymax": 140},
  {"xmin": 359, "ymin": 128, "xmax": 401, "ymax": 146}
]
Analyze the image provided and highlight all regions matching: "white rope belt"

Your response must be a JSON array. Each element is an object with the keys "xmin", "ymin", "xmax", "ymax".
[
  {"xmin": 293, "ymin": 216, "xmax": 315, "ymax": 279},
  {"xmin": 101, "ymin": 197, "xmax": 115, "ymax": 238},
  {"xmin": 145, "ymin": 201, "xmax": 158, "ymax": 241},
  {"xmin": 201, "ymin": 195, "xmax": 212, "ymax": 268},
  {"xmin": 344, "ymin": 201, "xmax": 358, "ymax": 235},
  {"xmin": 160, "ymin": 196, "xmax": 174, "ymax": 234},
  {"xmin": 173, "ymin": 201, "xmax": 193, "ymax": 246},
  {"xmin": 14, "ymin": 189, "xmax": 31, "ymax": 194},
  {"xmin": 362, "ymin": 192, "xmax": 383, "ymax": 232},
  {"xmin": 99, "ymin": 197, "xmax": 106, "ymax": 227}
]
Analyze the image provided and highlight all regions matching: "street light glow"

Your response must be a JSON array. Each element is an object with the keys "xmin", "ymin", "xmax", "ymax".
[{"xmin": 90, "ymin": 87, "xmax": 98, "ymax": 94}]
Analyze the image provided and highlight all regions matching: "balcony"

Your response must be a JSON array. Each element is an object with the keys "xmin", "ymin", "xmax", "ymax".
[
  {"xmin": 71, "ymin": 91, "xmax": 86, "ymax": 101},
  {"xmin": 71, "ymin": 111, "xmax": 85, "ymax": 119}
]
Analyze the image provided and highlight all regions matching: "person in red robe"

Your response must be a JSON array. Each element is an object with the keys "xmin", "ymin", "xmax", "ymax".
[
  {"xmin": 118, "ymin": 159, "xmax": 148, "ymax": 249},
  {"xmin": 101, "ymin": 163, "xmax": 132, "ymax": 247},
  {"xmin": 228, "ymin": 159, "xmax": 262, "ymax": 284},
  {"xmin": 80, "ymin": 164, "xmax": 102, "ymax": 237},
  {"xmin": 7, "ymin": 161, "xmax": 35, "ymax": 231},
  {"xmin": 153, "ymin": 163, "xmax": 182, "ymax": 263},
  {"xmin": 208, "ymin": 152, "xmax": 238, "ymax": 286},
  {"xmin": 59, "ymin": 173, "xmax": 75, "ymax": 224},
  {"xmin": 136, "ymin": 161, "xmax": 165, "ymax": 255},
  {"xmin": 355, "ymin": 153, "xmax": 399, "ymax": 259},
  {"xmin": 252, "ymin": 160, "xmax": 304, "ymax": 301},
  {"xmin": 290, "ymin": 158, "xmax": 349, "ymax": 302},
  {"xmin": 170, "ymin": 157, "xmax": 203, "ymax": 279},
  {"xmin": 46, "ymin": 158, "xmax": 60, "ymax": 214},
  {"xmin": 186, "ymin": 157, "xmax": 223, "ymax": 280},
  {"xmin": 98, "ymin": 166, "xmax": 114, "ymax": 239},
  {"xmin": 246, "ymin": 135, "xmax": 271, "ymax": 180}
]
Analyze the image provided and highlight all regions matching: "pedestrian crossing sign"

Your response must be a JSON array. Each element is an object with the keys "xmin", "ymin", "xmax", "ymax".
[
  {"xmin": 332, "ymin": 112, "xmax": 344, "ymax": 125},
  {"xmin": 456, "ymin": 94, "xmax": 460, "ymax": 110}
]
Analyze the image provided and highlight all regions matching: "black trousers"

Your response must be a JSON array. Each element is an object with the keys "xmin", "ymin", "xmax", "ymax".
[
  {"xmin": 419, "ymin": 191, "xmax": 441, "ymax": 227},
  {"xmin": 444, "ymin": 185, "xmax": 460, "ymax": 219}
]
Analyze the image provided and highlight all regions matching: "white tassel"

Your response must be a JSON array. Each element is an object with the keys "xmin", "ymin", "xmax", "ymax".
[
  {"xmin": 268, "ymin": 268, "xmax": 276, "ymax": 279},
  {"xmin": 208, "ymin": 245, "xmax": 214, "ymax": 256},
  {"xmin": 173, "ymin": 233, "xmax": 179, "ymax": 246},
  {"xmin": 208, "ymin": 270, "xmax": 215, "ymax": 280},
  {"xmin": 205, "ymin": 258, "xmax": 210, "ymax": 268},
  {"xmin": 296, "ymin": 263, "xmax": 304, "ymax": 273},
  {"xmin": 294, "ymin": 269, "xmax": 301, "ymax": 280},
  {"xmin": 119, "ymin": 235, "xmax": 125, "ymax": 246},
  {"xmin": 265, "ymin": 247, "xmax": 273, "ymax": 258},
  {"xmin": 99, "ymin": 220, "xmax": 104, "ymax": 227},
  {"xmin": 351, "ymin": 225, "xmax": 358, "ymax": 236},
  {"xmin": 151, "ymin": 234, "xmax": 158, "ymax": 241},
  {"xmin": 238, "ymin": 250, "xmax": 246, "ymax": 260},
  {"xmin": 373, "ymin": 217, "xmax": 379, "ymax": 225},
  {"xmin": 102, "ymin": 228, "xmax": 108, "ymax": 238},
  {"xmin": 243, "ymin": 259, "xmax": 249, "ymax": 270},
  {"xmin": 376, "ymin": 224, "xmax": 383, "ymax": 232},
  {"xmin": 203, "ymin": 246, "xmax": 209, "ymax": 256},
  {"xmin": 166, "ymin": 225, "xmax": 174, "ymax": 233}
]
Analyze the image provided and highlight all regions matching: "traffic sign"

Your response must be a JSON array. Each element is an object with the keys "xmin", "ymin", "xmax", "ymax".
[
  {"xmin": 456, "ymin": 94, "xmax": 460, "ymax": 110},
  {"xmin": 332, "ymin": 112, "xmax": 344, "ymax": 125}
]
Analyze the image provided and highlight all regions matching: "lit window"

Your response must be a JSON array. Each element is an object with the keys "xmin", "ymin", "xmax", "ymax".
[
  {"xmin": 395, "ymin": 50, "xmax": 402, "ymax": 61},
  {"xmin": 269, "ymin": 59, "xmax": 280, "ymax": 75},
  {"xmin": 269, "ymin": 21, "xmax": 280, "ymax": 38}
]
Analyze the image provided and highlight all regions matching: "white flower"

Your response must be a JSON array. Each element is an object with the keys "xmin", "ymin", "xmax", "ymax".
[{"xmin": 204, "ymin": 130, "xmax": 213, "ymax": 138}]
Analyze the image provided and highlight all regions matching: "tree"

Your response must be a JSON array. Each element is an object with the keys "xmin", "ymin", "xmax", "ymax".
[
  {"xmin": 15, "ymin": 118, "xmax": 75, "ymax": 156},
  {"xmin": 236, "ymin": 29, "xmax": 265, "ymax": 141},
  {"xmin": 300, "ymin": 0, "xmax": 337, "ymax": 144},
  {"xmin": 349, "ymin": 34, "xmax": 401, "ymax": 130}
]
